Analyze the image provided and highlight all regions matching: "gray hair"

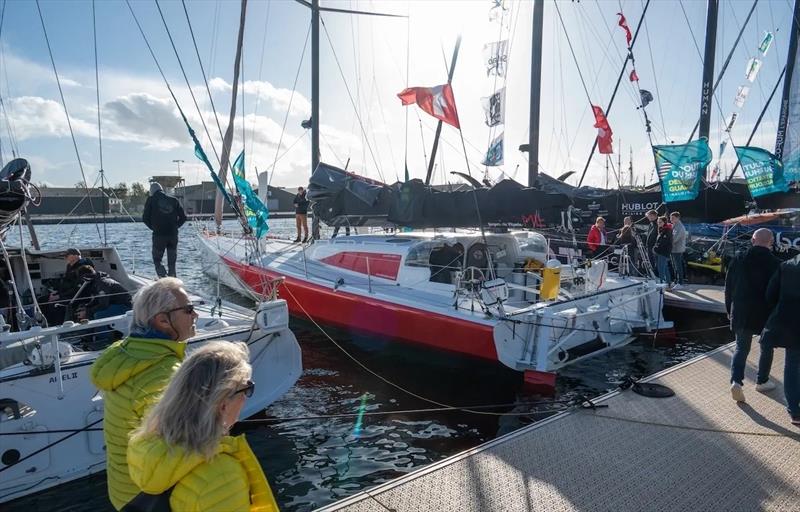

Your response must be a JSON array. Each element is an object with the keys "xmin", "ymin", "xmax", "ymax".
[
  {"xmin": 133, "ymin": 341, "xmax": 251, "ymax": 458},
  {"xmin": 131, "ymin": 278, "xmax": 185, "ymax": 332}
]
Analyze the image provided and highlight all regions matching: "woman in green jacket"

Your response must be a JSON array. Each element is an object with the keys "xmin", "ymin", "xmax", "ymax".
[{"xmin": 127, "ymin": 341, "xmax": 279, "ymax": 511}]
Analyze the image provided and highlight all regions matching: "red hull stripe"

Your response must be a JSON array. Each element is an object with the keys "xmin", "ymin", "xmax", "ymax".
[
  {"xmin": 319, "ymin": 251, "xmax": 402, "ymax": 280},
  {"xmin": 222, "ymin": 256, "xmax": 499, "ymax": 361}
]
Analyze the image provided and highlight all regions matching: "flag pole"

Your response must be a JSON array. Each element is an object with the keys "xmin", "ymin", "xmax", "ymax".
[
  {"xmin": 425, "ymin": 35, "xmax": 462, "ymax": 185},
  {"xmin": 528, "ymin": 0, "xmax": 544, "ymax": 187}
]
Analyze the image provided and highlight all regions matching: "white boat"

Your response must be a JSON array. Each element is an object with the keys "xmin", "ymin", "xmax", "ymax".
[
  {"xmin": 199, "ymin": 228, "xmax": 670, "ymax": 386},
  {"xmin": 0, "ymin": 245, "xmax": 302, "ymax": 504}
]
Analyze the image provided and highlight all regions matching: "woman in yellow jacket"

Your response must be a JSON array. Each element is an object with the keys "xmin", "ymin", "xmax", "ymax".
[{"xmin": 127, "ymin": 341, "xmax": 279, "ymax": 512}]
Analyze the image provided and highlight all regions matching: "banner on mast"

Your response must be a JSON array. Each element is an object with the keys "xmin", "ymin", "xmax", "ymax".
[
  {"xmin": 734, "ymin": 146, "xmax": 790, "ymax": 197},
  {"xmin": 759, "ymin": 31, "xmax": 774, "ymax": 56},
  {"xmin": 734, "ymin": 86, "xmax": 750, "ymax": 107},
  {"xmin": 232, "ymin": 150, "xmax": 270, "ymax": 237},
  {"xmin": 483, "ymin": 132, "xmax": 504, "ymax": 166},
  {"xmin": 745, "ymin": 58, "xmax": 763, "ymax": 82},
  {"xmin": 653, "ymin": 139, "xmax": 712, "ymax": 202},
  {"xmin": 481, "ymin": 88, "xmax": 505, "ymax": 127},
  {"xmin": 483, "ymin": 40, "xmax": 509, "ymax": 77},
  {"xmin": 778, "ymin": 23, "xmax": 800, "ymax": 183}
]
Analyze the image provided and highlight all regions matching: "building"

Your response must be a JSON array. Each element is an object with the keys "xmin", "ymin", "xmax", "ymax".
[
  {"xmin": 175, "ymin": 182, "xmax": 297, "ymax": 215},
  {"xmin": 34, "ymin": 187, "xmax": 110, "ymax": 216}
]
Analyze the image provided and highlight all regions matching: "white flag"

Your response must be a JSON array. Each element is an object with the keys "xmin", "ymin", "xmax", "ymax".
[
  {"xmin": 734, "ymin": 86, "xmax": 750, "ymax": 108},
  {"xmin": 481, "ymin": 88, "xmax": 506, "ymax": 127},
  {"xmin": 745, "ymin": 58, "xmax": 762, "ymax": 82},
  {"xmin": 483, "ymin": 40, "xmax": 509, "ymax": 77}
]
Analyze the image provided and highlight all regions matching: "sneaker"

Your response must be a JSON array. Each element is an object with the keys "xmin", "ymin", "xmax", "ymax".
[
  {"xmin": 730, "ymin": 382, "xmax": 746, "ymax": 402},
  {"xmin": 302, "ymin": 236, "xmax": 308, "ymax": 243},
  {"xmin": 792, "ymin": 416, "xmax": 800, "ymax": 426},
  {"xmin": 755, "ymin": 380, "xmax": 776, "ymax": 392},
  {"xmin": 293, "ymin": 237, "xmax": 301, "ymax": 243}
]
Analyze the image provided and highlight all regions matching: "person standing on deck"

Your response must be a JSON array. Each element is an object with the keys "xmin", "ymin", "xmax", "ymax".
[
  {"xmin": 724, "ymin": 228, "xmax": 780, "ymax": 404},
  {"xmin": 670, "ymin": 211, "xmax": 687, "ymax": 287},
  {"xmin": 644, "ymin": 210, "xmax": 659, "ymax": 275},
  {"xmin": 293, "ymin": 186, "xmax": 310, "ymax": 243},
  {"xmin": 761, "ymin": 252, "xmax": 800, "ymax": 425},
  {"xmin": 653, "ymin": 216, "xmax": 673, "ymax": 286},
  {"xmin": 586, "ymin": 217, "xmax": 607, "ymax": 255},
  {"xmin": 143, "ymin": 182, "xmax": 186, "ymax": 278},
  {"xmin": 90, "ymin": 278, "xmax": 198, "ymax": 509}
]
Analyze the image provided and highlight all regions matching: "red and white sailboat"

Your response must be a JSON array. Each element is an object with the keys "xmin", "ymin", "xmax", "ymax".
[{"xmin": 199, "ymin": 229, "xmax": 668, "ymax": 385}]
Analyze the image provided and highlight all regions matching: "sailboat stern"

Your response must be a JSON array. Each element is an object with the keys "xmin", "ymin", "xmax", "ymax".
[{"xmin": 493, "ymin": 280, "xmax": 669, "ymax": 374}]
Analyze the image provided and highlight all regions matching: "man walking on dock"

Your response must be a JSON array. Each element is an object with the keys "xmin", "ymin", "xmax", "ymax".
[
  {"xmin": 143, "ymin": 182, "xmax": 186, "ymax": 278},
  {"xmin": 725, "ymin": 228, "xmax": 779, "ymax": 403},
  {"xmin": 670, "ymin": 211, "xmax": 687, "ymax": 286},
  {"xmin": 762, "ymin": 252, "xmax": 800, "ymax": 425}
]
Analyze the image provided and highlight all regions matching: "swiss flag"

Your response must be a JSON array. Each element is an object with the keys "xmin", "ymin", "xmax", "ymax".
[
  {"xmin": 592, "ymin": 105, "xmax": 613, "ymax": 154},
  {"xmin": 398, "ymin": 84, "xmax": 461, "ymax": 128}
]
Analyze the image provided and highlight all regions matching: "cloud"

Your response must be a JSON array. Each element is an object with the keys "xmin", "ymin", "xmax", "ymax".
[
  {"xmin": 207, "ymin": 77, "xmax": 311, "ymax": 118},
  {"xmin": 103, "ymin": 93, "xmax": 187, "ymax": 150},
  {"xmin": 6, "ymin": 96, "xmax": 96, "ymax": 140}
]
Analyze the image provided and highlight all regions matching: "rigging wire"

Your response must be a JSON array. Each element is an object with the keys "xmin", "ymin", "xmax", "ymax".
[
  {"xmin": 320, "ymin": 16, "xmax": 385, "ymax": 182},
  {"xmin": 639, "ymin": 0, "xmax": 669, "ymax": 143},
  {"xmin": 34, "ymin": 0, "xmax": 102, "ymax": 243},
  {"xmin": 267, "ymin": 22, "xmax": 311, "ymax": 189},
  {"xmin": 160, "ymin": 0, "xmax": 223, "ymax": 166},
  {"xmin": 553, "ymin": 1, "xmax": 594, "ymax": 108},
  {"xmin": 92, "ymin": 0, "xmax": 107, "ymax": 245},
  {"xmin": 247, "ymin": 0, "xmax": 271, "ymax": 160}
]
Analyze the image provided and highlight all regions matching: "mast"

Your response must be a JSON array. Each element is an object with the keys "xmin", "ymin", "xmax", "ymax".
[
  {"xmin": 311, "ymin": 0, "xmax": 320, "ymax": 174},
  {"xmin": 214, "ymin": 0, "xmax": 248, "ymax": 229},
  {"xmin": 528, "ymin": 0, "xmax": 544, "ymax": 187},
  {"xmin": 424, "ymin": 36, "xmax": 461, "ymax": 185},
  {"xmin": 775, "ymin": 0, "xmax": 800, "ymax": 160},
  {"xmin": 698, "ymin": 0, "xmax": 718, "ymax": 143}
]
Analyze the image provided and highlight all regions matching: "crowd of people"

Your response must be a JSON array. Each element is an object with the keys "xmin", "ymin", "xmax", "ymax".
[
  {"xmin": 586, "ymin": 209, "xmax": 687, "ymax": 289},
  {"xmin": 90, "ymin": 278, "xmax": 280, "ymax": 511},
  {"xmin": 725, "ymin": 228, "xmax": 800, "ymax": 426}
]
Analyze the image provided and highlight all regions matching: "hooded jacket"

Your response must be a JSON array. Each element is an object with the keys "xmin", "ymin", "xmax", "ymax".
[
  {"xmin": 761, "ymin": 254, "xmax": 800, "ymax": 350},
  {"xmin": 653, "ymin": 223, "xmax": 673, "ymax": 257},
  {"xmin": 90, "ymin": 336, "xmax": 186, "ymax": 510},
  {"xmin": 127, "ymin": 433, "xmax": 279, "ymax": 512},
  {"xmin": 143, "ymin": 190, "xmax": 187, "ymax": 237}
]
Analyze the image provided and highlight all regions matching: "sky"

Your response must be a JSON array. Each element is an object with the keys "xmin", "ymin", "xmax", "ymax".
[{"xmin": 0, "ymin": 0, "xmax": 796, "ymax": 192}]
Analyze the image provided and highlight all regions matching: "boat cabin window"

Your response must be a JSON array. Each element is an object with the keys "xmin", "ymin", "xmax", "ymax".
[
  {"xmin": 515, "ymin": 232, "xmax": 548, "ymax": 255},
  {"xmin": 405, "ymin": 241, "xmax": 444, "ymax": 268}
]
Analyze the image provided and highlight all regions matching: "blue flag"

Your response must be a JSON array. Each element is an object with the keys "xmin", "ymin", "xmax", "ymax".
[
  {"xmin": 653, "ymin": 139, "xmax": 712, "ymax": 202},
  {"xmin": 734, "ymin": 146, "xmax": 789, "ymax": 197},
  {"xmin": 482, "ymin": 132, "xmax": 504, "ymax": 166},
  {"xmin": 231, "ymin": 150, "xmax": 270, "ymax": 238}
]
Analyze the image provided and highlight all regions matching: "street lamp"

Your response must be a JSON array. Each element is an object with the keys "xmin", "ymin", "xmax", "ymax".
[{"xmin": 172, "ymin": 159, "xmax": 184, "ymax": 178}]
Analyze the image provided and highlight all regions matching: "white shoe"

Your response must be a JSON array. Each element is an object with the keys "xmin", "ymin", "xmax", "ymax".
[
  {"xmin": 755, "ymin": 380, "xmax": 776, "ymax": 392},
  {"xmin": 731, "ymin": 383, "xmax": 746, "ymax": 402}
]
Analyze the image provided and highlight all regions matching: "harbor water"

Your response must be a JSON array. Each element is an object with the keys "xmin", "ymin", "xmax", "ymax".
[{"xmin": 4, "ymin": 220, "xmax": 732, "ymax": 511}]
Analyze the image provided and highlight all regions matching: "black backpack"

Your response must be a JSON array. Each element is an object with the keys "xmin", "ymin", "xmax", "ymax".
[{"xmin": 121, "ymin": 486, "xmax": 175, "ymax": 512}]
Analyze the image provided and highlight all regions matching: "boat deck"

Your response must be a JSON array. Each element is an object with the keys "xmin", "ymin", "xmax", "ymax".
[
  {"xmin": 318, "ymin": 342, "xmax": 800, "ymax": 511},
  {"xmin": 663, "ymin": 283, "xmax": 726, "ymax": 314}
]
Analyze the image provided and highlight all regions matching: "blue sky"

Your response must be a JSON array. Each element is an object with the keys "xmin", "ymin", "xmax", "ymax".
[{"xmin": 0, "ymin": 0, "xmax": 796, "ymax": 191}]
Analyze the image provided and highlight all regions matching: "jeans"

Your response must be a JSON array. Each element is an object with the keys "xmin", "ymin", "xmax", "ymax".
[
  {"xmin": 655, "ymin": 254, "xmax": 672, "ymax": 284},
  {"xmin": 152, "ymin": 234, "xmax": 178, "ymax": 278},
  {"xmin": 671, "ymin": 252, "xmax": 685, "ymax": 284},
  {"xmin": 730, "ymin": 329, "xmax": 774, "ymax": 385},
  {"xmin": 785, "ymin": 347, "xmax": 800, "ymax": 418}
]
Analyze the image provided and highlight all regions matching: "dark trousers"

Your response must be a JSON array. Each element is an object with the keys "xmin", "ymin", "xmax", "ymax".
[
  {"xmin": 152, "ymin": 234, "xmax": 178, "ymax": 278},
  {"xmin": 730, "ymin": 329, "xmax": 774, "ymax": 385}
]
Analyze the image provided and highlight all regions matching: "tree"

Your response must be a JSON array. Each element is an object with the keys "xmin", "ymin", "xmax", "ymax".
[
  {"xmin": 130, "ymin": 182, "xmax": 146, "ymax": 198},
  {"xmin": 113, "ymin": 182, "xmax": 129, "ymax": 199}
]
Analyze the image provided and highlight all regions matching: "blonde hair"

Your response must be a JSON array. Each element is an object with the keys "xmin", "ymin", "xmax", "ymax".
[
  {"xmin": 133, "ymin": 341, "xmax": 251, "ymax": 458},
  {"xmin": 131, "ymin": 278, "xmax": 185, "ymax": 332}
]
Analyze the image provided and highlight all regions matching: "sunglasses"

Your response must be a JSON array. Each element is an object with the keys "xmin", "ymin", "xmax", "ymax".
[
  {"xmin": 234, "ymin": 380, "xmax": 255, "ymax": 398},
  {"xmin": 163, "ymin": 304, "xmax": 196, "ymax": 316}
]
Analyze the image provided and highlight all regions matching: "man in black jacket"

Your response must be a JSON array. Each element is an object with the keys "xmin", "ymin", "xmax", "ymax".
[
  {"xmin": 762, "ymin": 253, "xmax": 800, "ymax": 425},
  {"xmin": 143, "ymin": 182, "xmax": 186, "ymax": 278},
  {"xmin": 724, "ymin": 228, "xmax": 780, "ymax": 403},
  {"xmin": 644, "ymin": 210, "xmax": 658, "ymax": 274},
  {"xmin": 293, "ymin": 186, "xmax": 310, "ymax": 243}
]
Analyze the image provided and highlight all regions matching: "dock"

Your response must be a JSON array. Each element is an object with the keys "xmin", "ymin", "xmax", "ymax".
[
  {"xmin": 663, "ymin": 283, "xmax": 726, "ymax": 314},
  {"xmin": 318, "ymin": 343, "xmax": 800, "ymax": 511}
]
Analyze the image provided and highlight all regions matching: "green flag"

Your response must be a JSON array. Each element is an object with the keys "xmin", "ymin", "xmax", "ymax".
[
  {"xmin": 734, "ymin": 146, "xmax": 789, "ymax": 197},
  {"xmin": 653, "ymin": 139, "xmax": 712, "ymax": 202}
]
